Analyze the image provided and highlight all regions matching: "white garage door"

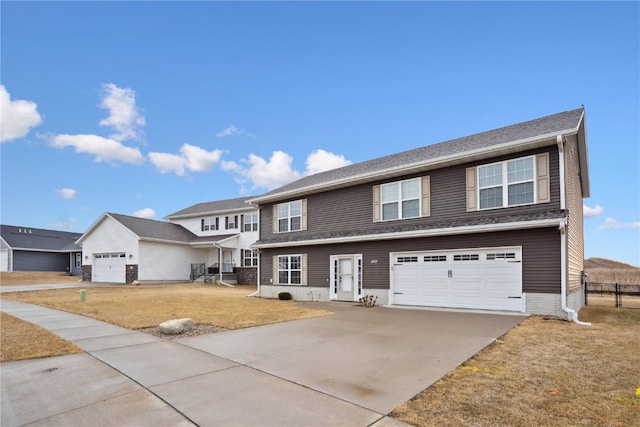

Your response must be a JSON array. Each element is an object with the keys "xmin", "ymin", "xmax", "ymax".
[
  {"xmin": 92, "ymin": 253, "xmax": 126, "ymax": 283},
  {"xmin": 392, "ymin": 247, "xmax": 523, "ymax": 312}
]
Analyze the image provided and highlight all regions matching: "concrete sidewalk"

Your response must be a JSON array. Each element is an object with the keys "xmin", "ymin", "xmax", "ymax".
[{"xmin": 1, "ymin": 300, "xmax": 409, "ymax": 427}]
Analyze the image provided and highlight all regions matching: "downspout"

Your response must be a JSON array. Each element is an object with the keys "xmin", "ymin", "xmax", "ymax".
[
  {"xmin": 214, "ymin": 243, "xmax": 234, "ymax": 288},
  {"xmin": 247, "ymin": 249, "xmax": 260, "ymax": 297},
  {"xmin": 557, "ymin": 136, "xmax": 590, "ymax": 326}
]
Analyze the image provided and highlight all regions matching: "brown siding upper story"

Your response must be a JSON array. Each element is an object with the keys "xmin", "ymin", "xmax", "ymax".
[{"xmin": 259, "ymin": 145, "xmax": 561, "ymax": 242}]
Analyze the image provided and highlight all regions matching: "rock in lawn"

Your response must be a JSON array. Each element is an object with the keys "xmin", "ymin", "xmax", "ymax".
[{"xmin": 159, "ymin": 318, "xmax": 193, "ymax": 335}]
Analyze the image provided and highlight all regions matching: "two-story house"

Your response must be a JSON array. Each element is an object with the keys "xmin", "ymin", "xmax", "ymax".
[
  {"xmin": 77, "ymin": 197, "xmax": 259, "ymax": 284},
  {"xmin": 249, "ymin": 108, "xmax": 590, "ymax": 320}
]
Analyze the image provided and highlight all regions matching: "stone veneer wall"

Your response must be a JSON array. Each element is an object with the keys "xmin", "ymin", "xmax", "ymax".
[
  {"xmin": 126, "ymin": 264, "xmax": 138, "ymax": 284},
  {"xmin": 82, "ymin": 265, "xmax": 92, "ymax": 282},
  {"xmin": 235, "ymin": 267, "xmax": 257, "ymax": 285}
]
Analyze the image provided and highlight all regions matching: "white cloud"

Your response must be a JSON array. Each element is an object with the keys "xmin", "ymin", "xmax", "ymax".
[
  {"xmin": 149, "ymin": 143, "xmax": 223, "ymax": 176},
  {"xmin": 0, "ymin": 85, "xmax": 43, "ymax": 142},
  {"xmin": 305, "ymin": 149, "xmax": 352, "ymax": 175},
  {"xmin": 133, "ymin": 208, "xmax": 156, "ymax": 219},
  {"xmin": 223, "ymin": 149, "xmax": 352, "ymax": 191},
  {"xmin": 50, "ymin": 134, "xmax": 144, "ymax": 164},
  {"xmin": 599, "ymin": 217, "xmax": 640, "ymax": 230},
  {"xmin": 216, "ymin": 125, "xmax": 240, "ymax": 138},
  {"xmin": 583, "ymin": 204, "xmax": 603, "ymax": 218},
  {"xmin": 227, "ymin": 151, "xmax": 301, "ymax": 190},
  {"xmin": 181, "ymin": 144, "xmax": 223, "ymax": 172},
  {"xmin": 57, "ymin": 188, "xmax": 77, "ymax": 199},
  {"xmin": 99, "ymin": 83, "xmax": 145, "ymax": 141},
  {"xmin": 148, "ymin": 152, "xmax": 186, "ymax": 175}
]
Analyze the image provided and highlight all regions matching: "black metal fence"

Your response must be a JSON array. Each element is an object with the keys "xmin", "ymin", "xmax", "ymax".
[{"xmin": 585, "ymin": 282, "xmax": 640, "ymax": 309}]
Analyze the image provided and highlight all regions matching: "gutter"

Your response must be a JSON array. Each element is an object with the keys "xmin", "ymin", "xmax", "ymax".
[
  {"xmin": 557, "ymin": 135, "xmax": 590, "ymax": 326},
  {"xmin": 214, "ymin": 242, "xmax": 234, "ymax": 288}
]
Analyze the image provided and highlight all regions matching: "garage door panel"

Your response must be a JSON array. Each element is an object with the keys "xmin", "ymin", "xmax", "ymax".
[
  {"xmin": 393, "ymin": 247, "xmax": 523, "ymax": 312},
  {"xmin": 92, "ymin": 253, "xmax": 126, "ymax": 283}
]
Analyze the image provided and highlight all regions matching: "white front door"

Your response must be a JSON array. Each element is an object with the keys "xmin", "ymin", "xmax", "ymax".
[{"xmin": 330, "ymin": 255, "xmax": 363, "ymax": 301}]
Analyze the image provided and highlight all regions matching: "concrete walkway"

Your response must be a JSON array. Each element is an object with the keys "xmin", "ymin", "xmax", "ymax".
[{"xmin": 1, "ymin": 298, "xmax": 525, "ymax": 426}]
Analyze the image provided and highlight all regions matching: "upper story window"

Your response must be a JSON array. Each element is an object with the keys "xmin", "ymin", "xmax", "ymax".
[
  {"xmin": 373, "ymin": 176, "xmax": 429, "ymax": 222},
  {"xmin": 202, "ymin": 217, "xmax": 219, "ymax": 231},
  {"xmin": 243, "ymin": 213, "xmax": 258, "ymax": 232},
  {"xmin": 226, "ymin": 215, "xmax": 238, "ymax": 229},
  {"xmin": 467, "ymin": 153, "xmax": 550, "ymax": 212},
  {"xmin": 478, "ymin": 157, "xmax": 534, "ymax": 209},
  {"xmin": 277, "ymin": 200, "xmax": 303, "ymax": 233}
]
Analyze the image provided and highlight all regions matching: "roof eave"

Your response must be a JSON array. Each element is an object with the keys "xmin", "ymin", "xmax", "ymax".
[
  {"xmin": 252, "ymin": 218, "xmax": 564, "ymax": 249},
  {"xmin": 249, "ymin": 127, "xmax": 581, "ymax": 205},
  {"xmin": 164, "ymin": 205, "xmax": 256, "ymax": 220}
]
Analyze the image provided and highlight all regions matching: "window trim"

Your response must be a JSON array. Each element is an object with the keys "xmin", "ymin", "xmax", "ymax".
[
  {"xmin": 273, "ymin": 199, "xmax": 307, "ymax": 233},
  {"xmin": 273, "ymin": 254, "xmax": 307, "ymax": 285},
  {"xmin": 373, "ymin": 176, "xmax": 430, "ymax": 222},
  {"xmin": 477, "ymin": 155, "xmax": 536, "ymax": 210},
  {"xmin": 242, "ymin": 249, "xmax": 258, "ymax": 267},
  {"xmin": 243, "ymin": 213, "xmax": 259, "ymax": 232},
  {"xmin": 202, "ymin": 217, "xmax": 219, "ymax": 231}
]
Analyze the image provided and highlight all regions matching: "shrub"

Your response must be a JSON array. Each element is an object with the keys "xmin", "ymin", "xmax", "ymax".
[{"xmin": 278, "ymin": 292, "xmax": 292, "ymax": 300}]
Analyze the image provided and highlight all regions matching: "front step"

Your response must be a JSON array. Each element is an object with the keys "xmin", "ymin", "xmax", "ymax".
[{"xmin": 199, "ymin": 273, "xmax": 238, "ymax": 285}]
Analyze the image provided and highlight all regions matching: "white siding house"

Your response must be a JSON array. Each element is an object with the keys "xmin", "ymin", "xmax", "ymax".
[{"xmin": 77, "ymin": 197, "xmax": 259, "ymax": 284}]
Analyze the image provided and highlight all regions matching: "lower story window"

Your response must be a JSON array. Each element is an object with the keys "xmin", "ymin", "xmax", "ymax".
[
  {"xmin": 278, "ymin": 255, "xmax": 302, "ymax": 285},
  {"xmin": 243, "ymin": 249, "xmax": 258, "ymax": 267},
  {"xmin": 75, "ymin": 253, "xmax": 82, "ymax": 268}
]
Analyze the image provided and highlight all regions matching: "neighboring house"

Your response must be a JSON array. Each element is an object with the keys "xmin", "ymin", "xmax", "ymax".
[
  {"xmin": 77, "ymin": 197, "xmax": 259, "ymax": 284},
  {"xmin": 249, "ymin": 108, "xmax": 590, "ymax": 320},
  {"xmin": 0, "ymin": 225, "xmax": 82, "ymax": 275}
]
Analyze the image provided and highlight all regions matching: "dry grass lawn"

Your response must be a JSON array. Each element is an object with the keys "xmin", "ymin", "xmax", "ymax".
[
  {"xmin": 0, "ymin": 312, "xmax": 83, "ymax": 362},
  {"xmin": 392, "ymin": 306, "xmax": 640, "ymax": 427},
  {"xmin": 0, "ymin": 271, "xmax": 82, "ymax": 286},
  {"xmin": 0, "ymin": 284, "xmax": 332, "ymax": 330}
]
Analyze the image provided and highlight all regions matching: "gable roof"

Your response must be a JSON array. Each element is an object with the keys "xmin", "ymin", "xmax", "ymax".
[
  {"xmin": 107, "ymin": 213, "xmax": 199, "ymax": 243},
  {"xmin": 165, "ymin": 196, "xmax": 257, "ymax": 219},
  {"xmin": 250, "ymin": 108, "xmax": 587, "ymax": 204},
  {"xmin": 0, "ymin": 225, "xmax": 82, "ymax": 252},
  {"xmin": 77, "ymin": 213, "xmax": 240, "ymax": 246}
]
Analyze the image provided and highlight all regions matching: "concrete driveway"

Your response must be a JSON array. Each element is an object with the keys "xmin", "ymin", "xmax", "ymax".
[{"xmin": 1, "ymin": 299, "xmax": 525, "ymax": 426}]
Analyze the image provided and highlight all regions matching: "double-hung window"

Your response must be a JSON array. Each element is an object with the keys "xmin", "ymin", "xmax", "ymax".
[
  {"xmin": 202, "ymin": 217, "xmax": 218, "ymax": 231},
  {"xmin": 277, "ymin": 200, "xmax": 302, "ymax": 232},
  {"xmin": 243, "ymin": 213, "xmax": 258, "ymax": 232},
  {"xmin": 478, "ymin": 156, "xmax": 534, "ymax": 209},
  {"xmin": 381, "ymin": 178, "xmax": 420, "ymax": 220},
  {"xmin": 278, "ymin": 255, "xmax": 302, "ymax": 284},
  {"xmin": 242, "ymin": 249, "xmax": 258, "ymax": 267}
]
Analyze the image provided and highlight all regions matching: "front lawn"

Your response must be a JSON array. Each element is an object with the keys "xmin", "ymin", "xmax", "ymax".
[{"xmin": 391, "ymin": 306, "xmax": 640, "ymax": 427}]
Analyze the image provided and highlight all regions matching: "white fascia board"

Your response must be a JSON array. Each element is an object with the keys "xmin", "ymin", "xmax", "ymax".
[
  {"xmin": 139, "ymin": 237, "xmax": 192, "ymax": 245},
  {"xmin": 252, "ymin": 218, "xmax": 564, "ymax": 249},
  {"xmin": 76, "ymin": 213, "xmax": 111, "ymax": 244},
  {"xmin": 249, "ymin": 129, "xmax": 580, "ymax": 205},
  {"xmin": 165, "ymin": 207, "xmax": 256, "ymax": 220}
]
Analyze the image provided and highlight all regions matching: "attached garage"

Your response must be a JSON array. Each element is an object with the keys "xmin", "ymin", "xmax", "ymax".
[
  {"xmin": 391, "ymin": 247, "xmax": 523, "ymax": 312},
  {"xmin": 92, "ymin": 253, "xmax": 126, "ymax": 283}
]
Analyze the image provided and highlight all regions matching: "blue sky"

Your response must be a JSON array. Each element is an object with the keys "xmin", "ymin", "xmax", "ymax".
[{"xmin": 1, "ymin": 1, "xmax": 638, "ymax": 266}]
